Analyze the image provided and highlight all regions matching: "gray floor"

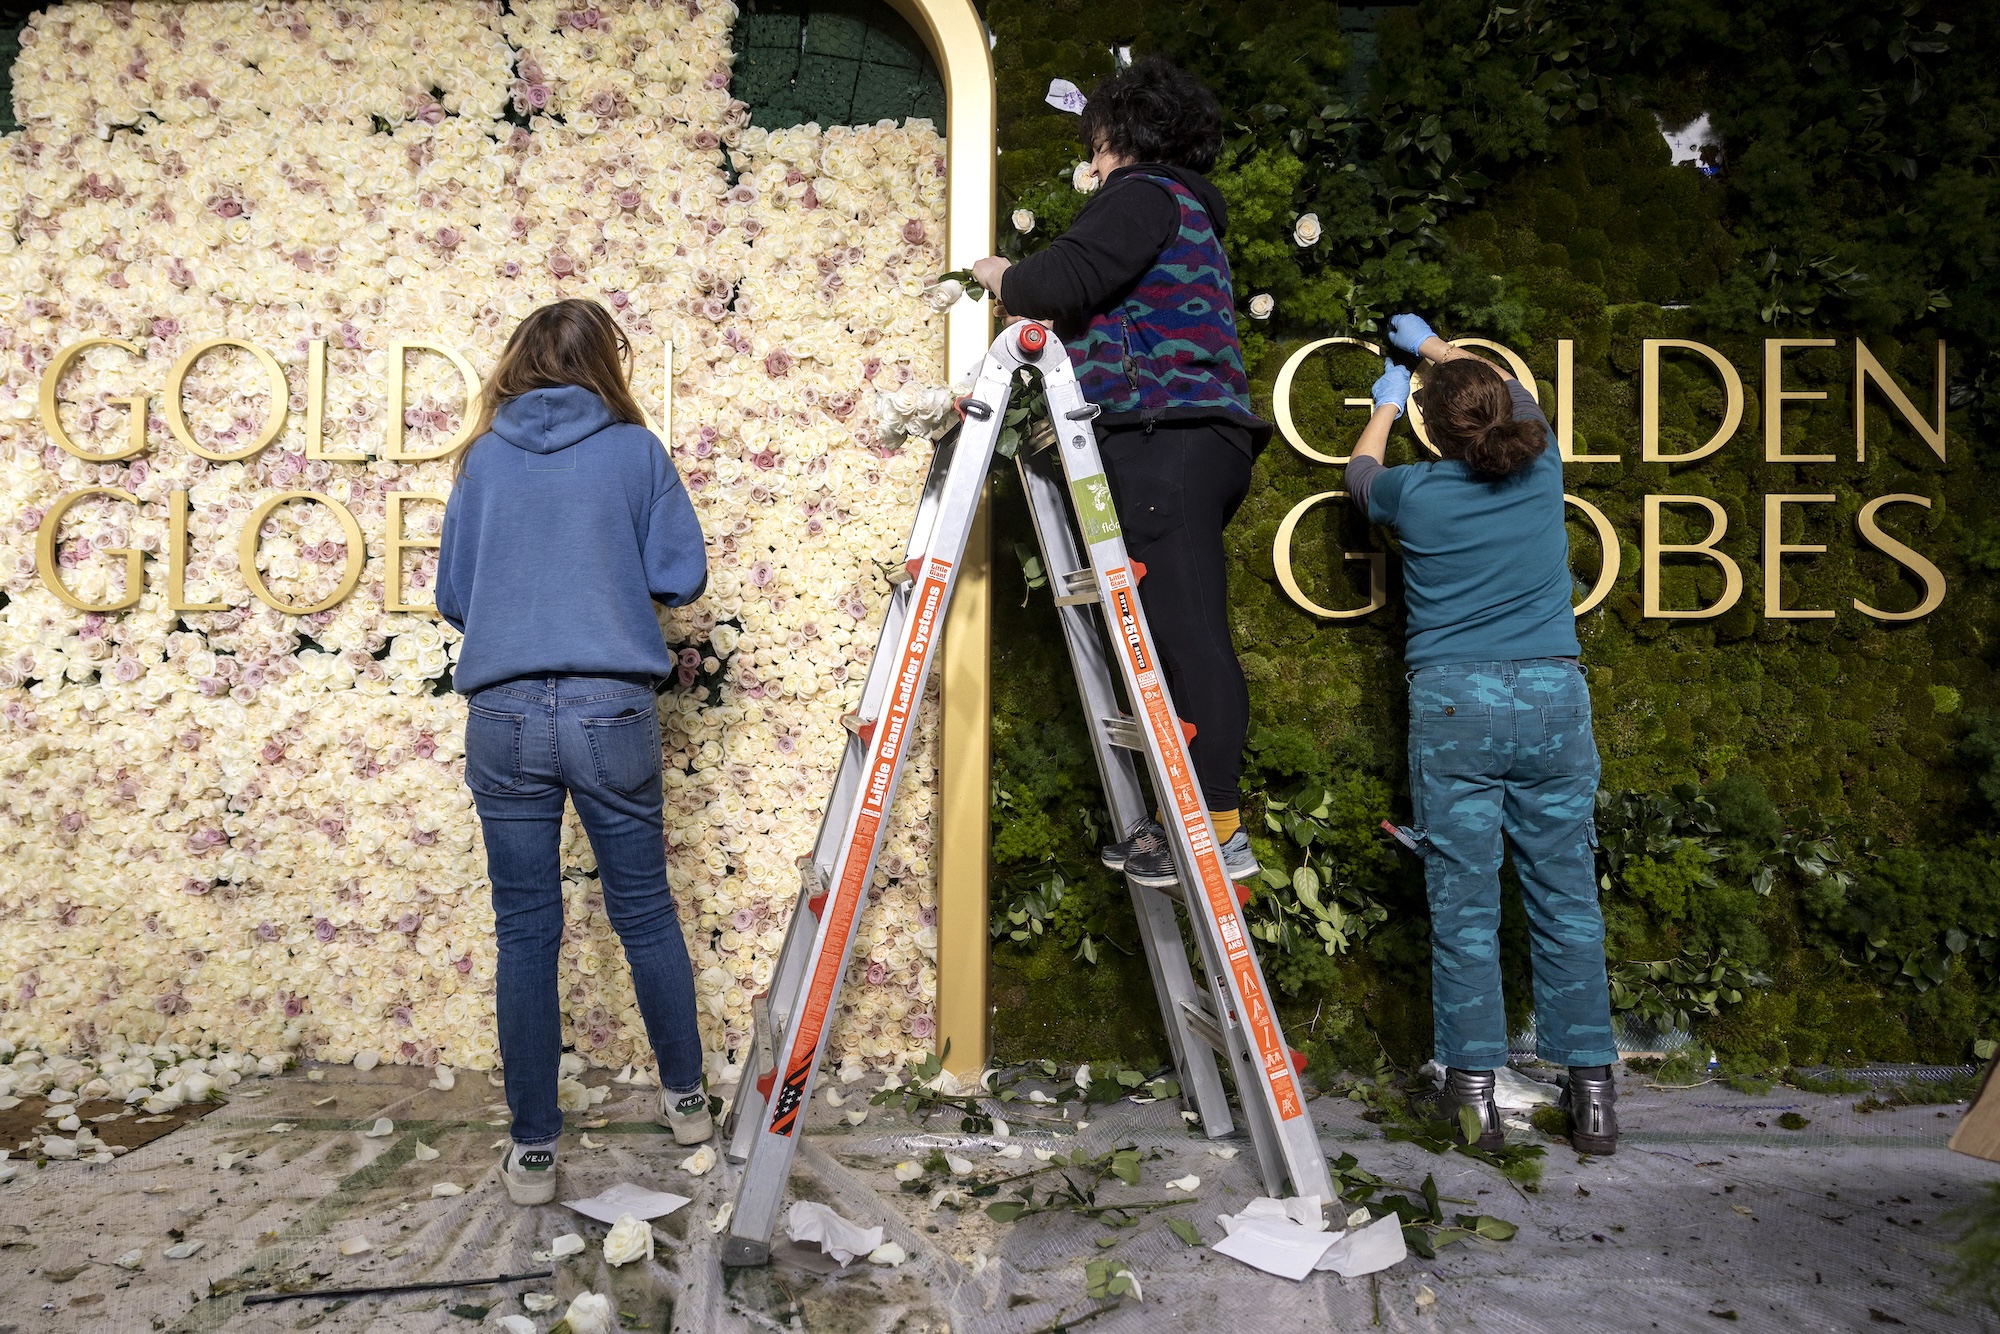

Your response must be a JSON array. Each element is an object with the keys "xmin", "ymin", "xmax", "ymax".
[{"xmin": 1, "ymin": 1061, "xmax": 1993, "ymax": 1333}]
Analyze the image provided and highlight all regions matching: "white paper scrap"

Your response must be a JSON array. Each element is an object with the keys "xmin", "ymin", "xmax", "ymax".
[
  {"xmin": 1314, "ymin": 1212, "xmax": 1408, "ymax": 1277},
  {"xmin": 1211, "ymin": 1217, "xmax": 1340, "ymax": 1280},
  {"xmin": 564, "ymin": 1182, "xmax": 692, "ymax": 1225},
  {"xmin": 1046, "ymin": 78, "xmax": 1087, "ymax": 114},
  {"xmin": 786, "ymin": 1200, "xmax": 883, "ymax": 1266},
  {"xmin": 1220, "ymin": 1195, "xmax": 1326, "ymax": 1233}
]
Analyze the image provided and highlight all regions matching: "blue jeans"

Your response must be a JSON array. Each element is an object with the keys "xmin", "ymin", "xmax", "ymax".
[
  {"xmin": 1406, "ymin": 659, "xmax": 1616, "ymax": 1070},
  {"xmin": 464, "ymin": 675, "xmax": 704, "ymax": 1145}
]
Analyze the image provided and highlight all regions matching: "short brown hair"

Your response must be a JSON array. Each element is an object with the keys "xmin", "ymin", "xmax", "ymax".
[
  {"xmin": 1417, "ymin": 357, "xmax": 1547, "ymax": 477},
  {"xmin": 455, "ymin": 299, "xmax": 647, "ymax": 479}
]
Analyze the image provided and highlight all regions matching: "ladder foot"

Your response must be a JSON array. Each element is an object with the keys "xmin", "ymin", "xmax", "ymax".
[{"xmin": 721, "ymin": 1236, "xmax": 773, "ymax": 1268}]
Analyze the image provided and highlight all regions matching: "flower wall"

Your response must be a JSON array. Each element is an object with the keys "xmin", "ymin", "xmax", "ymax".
[{"xmin": 0, "ymin": 0, "xmax": 951, "ymax": 1077}]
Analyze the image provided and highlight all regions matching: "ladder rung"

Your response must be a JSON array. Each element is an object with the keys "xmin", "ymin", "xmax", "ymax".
[
  {"xmin": 1102, "ymin": 716, "xmax": 1144, "ymax": 750},
  {"xmin": 1053, "ymin": 568, "xmax": 1099, "ymax": 605},
  {"xmin": 1179, "ymin": 996, "xmax": 1231, "ymax": 1056},
  {"xmin": 1026, "ymin": 419, "xmax": 1059, "ymax": 454}
]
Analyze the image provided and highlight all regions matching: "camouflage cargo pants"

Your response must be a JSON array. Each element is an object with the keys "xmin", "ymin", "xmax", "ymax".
[{"xmin": 1406, "ymin": 659, "xmax": 1617, "ymax": 1070}]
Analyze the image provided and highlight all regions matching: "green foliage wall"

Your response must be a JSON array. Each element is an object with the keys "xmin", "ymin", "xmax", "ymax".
[{"xmin": 985, "ymin": 0, "xmax": 2000, "ymax": 1074}]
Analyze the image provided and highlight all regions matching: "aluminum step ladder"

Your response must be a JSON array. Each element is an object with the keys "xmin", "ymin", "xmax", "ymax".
[{"xmin": 719, "ymin": 323, "xmax": 1334, "ymax": 1266}]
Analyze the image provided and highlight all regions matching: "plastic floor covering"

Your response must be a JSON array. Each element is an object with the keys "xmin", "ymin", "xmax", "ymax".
[{"xmin": 0, "ymin": 1060, "xmax": 1994, "ymax": 1333}]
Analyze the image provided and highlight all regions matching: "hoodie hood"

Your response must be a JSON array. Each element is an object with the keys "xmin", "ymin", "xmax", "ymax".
[
  {"xmin": 490, "ymin": 384, "xmax": 619, "ymax": 455},
  {"xmin": 1108, "ymin": 163, "xmax": 1231, "ymax": 238}
]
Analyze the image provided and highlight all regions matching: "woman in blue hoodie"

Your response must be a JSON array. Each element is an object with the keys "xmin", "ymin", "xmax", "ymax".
[{"xmin": 437, "ymin": 299, "xmax": 712, "ymax": 1205}]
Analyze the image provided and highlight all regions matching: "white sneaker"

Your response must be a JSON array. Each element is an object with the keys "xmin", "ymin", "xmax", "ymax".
[
  {"xmin": 659, "ymin": 1089, "xmax": 713, "ymax": 1145},
  {"xmin": 1219, "ymin": 830, "xmax": 1260, "ymax": 882},
  {"xmin": 499, "ymin": 1142, "xmax": 558, "ymax": 1205}
]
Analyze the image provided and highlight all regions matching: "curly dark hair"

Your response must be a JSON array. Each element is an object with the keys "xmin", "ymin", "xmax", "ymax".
[
  {"xmin": 1078, "ymin": 56, "xmax": 1222, "ymax": 173},
  {"xmin": 1417, "ymin": 357, "xmax": 1549, "ymax": 478}
]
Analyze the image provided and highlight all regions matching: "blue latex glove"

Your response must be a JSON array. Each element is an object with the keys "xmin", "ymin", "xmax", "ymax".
[
  {"xmin": 1387, "ymin": 313, "xmax": 1437, "ymax": 358},
  {"xmin": 1372, "ymin": 360, "xmax": 1411, "ymax": 417}
]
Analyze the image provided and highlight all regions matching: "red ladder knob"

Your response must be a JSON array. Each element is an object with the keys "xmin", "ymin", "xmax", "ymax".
[{"xmin": 1017, "ymin": 323, "xmax": 1048, "ymax": 357}]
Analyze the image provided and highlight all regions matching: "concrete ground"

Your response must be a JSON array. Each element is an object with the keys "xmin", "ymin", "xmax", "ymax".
[{"xmin": 0, "ymin": 1060, "xmax": 1994, "ymax": 1333}]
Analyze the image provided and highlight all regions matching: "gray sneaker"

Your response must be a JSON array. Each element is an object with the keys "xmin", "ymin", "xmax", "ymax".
[
  {"xmin": 499, "ymin": 1142, "xmax": 558, "ymax": 1205},
  {"xmin": 1219, "ymin": 830, "xmax": 1260, "ymax": 882},
  {"xmin": 1103, "ymin": 818, "xmax": 1177, "ymax": 888},
  {"xmin": 660, "ymin": 1089, "xmax": 713, "ymax": 1145}
]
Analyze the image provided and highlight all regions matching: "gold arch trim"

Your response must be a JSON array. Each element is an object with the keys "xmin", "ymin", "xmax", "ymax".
[{"xmin": 883, "ymin": 0, "xmax": 996, "ymax": 1075}]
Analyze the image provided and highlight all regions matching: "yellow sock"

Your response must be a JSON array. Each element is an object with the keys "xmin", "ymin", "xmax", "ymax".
[{"xmin": 1210, "ymin": 808, "xmax": 1242, "ymax": 841}]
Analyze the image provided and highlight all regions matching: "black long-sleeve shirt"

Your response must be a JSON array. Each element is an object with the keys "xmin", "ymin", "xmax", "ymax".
[
  {"xmin": 1000, "ymin": 167, "xmax": 1184, "ymax": 320},
  {"xmin": 999, "ymin": 164, "xmax": 1267, "ymax": 453}
]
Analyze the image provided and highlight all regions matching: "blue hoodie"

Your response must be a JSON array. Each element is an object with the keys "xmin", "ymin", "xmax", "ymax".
[{"xmin": 436, "ymin": 385, "xmax": 707, "ymax": 693}]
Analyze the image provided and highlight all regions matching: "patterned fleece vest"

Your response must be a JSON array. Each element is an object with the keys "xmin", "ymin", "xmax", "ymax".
[{"xmin": 1068, "ymin": 173, "xmax": 1256, "ymax": 425}]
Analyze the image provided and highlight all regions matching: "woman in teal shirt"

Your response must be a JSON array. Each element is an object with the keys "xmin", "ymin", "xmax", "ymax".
[{"xmin": 1348, "ymin": 314, "xmax": 1618, "ymax": 1157}]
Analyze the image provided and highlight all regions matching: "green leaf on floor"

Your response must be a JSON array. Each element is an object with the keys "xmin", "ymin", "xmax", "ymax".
[
  {"xmin": 1456, "ymin": 1105, "xmax": 1483, "ymax": 1146},
  {"xmin": 448, "ymin": 1305, "xmax": 489, "ymax": 1321},
  {"xmin": 1169, "ymin": 1218, "xmax": 1202, "ymax": 1246}
]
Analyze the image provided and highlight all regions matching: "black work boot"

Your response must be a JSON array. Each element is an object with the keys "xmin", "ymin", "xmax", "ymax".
[
  {"xmin": 1561, "ymin": 1065, "xmax": 1618, "ymax": 1155},
  {"xmin": 1439, "ymin": 1067, "xmax": 1505, "ymax": 1151}
]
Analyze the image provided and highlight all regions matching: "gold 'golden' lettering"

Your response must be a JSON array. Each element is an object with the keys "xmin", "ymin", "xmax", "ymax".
[
  {"xmin": 1557, "ymin": 340, "xmax": 1618, "ymax": 463},
  {"xmin": 1762, "ymin": 493, "xmax": 1836, "ymax": 620},
  {"xmin": 36, "ymin": 487, "xmax": 142, "ymax": 612},
  {"xmin": 1853, "ymin": 494, "xmax": 1947, "ymax": 621},
  {"xmin": 1273, "ymin": 491, "xmax": 1386, "ymax": 619},
  {"xmin": 164, "ymin": 338, "xmax": 290, "ymax": 462},
  {"xmin": 384, "ymin": 341, "xmax": 482, "ymax": 462},
  {"xmin": 238, "ymin": 490, "xmax": 366, "ymax": 615},
  {"xmin": 1764, "ymin": 338, "xmax": 1838, "ymax": 463},
  {"xmin": 40, "ymin": 338, "xmax": 149, "ymax": 461},
  {"xmin": 1270, "ymin": 338, "xmax": 1381, "ymax": 465},
  {"xmin": 1643, "ymin": 494, "xmax": 1743, "ymax": 619},
  {"xmin": 1854, "ymin": 339, "xmax": 1946, "ymax": 463},
  {"xmin": 1643, "ymin": 339, "xmax": 1744, "ymax": 463},
  {"xmin": 304, "ymin": 338, "xmax": 368, "ymax": 462}
]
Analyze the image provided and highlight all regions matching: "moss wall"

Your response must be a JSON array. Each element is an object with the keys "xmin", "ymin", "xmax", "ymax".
[{"xmin": 985, "ymin": 0, "xmax": 2000, "ymax": 1074}]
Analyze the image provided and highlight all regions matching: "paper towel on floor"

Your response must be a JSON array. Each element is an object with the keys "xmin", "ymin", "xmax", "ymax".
[
  {"xmin": 786, "ymin": 1200, "xmax": 883, "ymax": 1266},
  {"xmin": 564, "ymin": 1182, "xmax": 691, "ymax": 1225},
  {"xmin": 1212, "ymin": 1196, "xmax": 1406, "ymax": 1280},
  {"xmin": 1421, "ymin": 1061, "xmax": 1558, "ymax": 1109}
]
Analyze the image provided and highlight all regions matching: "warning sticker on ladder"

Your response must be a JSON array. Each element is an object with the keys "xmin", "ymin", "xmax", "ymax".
[
  {"xmin": 767, "ymin": 560, "xmax": 953, "ymax": 1137},
  {"xmin": 1103, "ymin": 580, "xmax": 1306, "ymax": 1124}
]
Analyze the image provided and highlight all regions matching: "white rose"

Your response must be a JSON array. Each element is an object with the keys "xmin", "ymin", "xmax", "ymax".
[
  {"xmin": 1011, "ymin": 209, "xmax": 1035, "ymax": 234},
  {"xmin": 1071, "ymin": 161, "xmax": 1098, "ymax": 193},
  {"xmin": 1293, "ymin": 212, "xmax": 1322, "ymax": 246},
  {"xmin": 1247, "ymin": 293, "xmax": 1275, "ymax": 320}
]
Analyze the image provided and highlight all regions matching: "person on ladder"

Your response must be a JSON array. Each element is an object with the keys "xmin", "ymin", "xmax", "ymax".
[
  {"xmin": 971, "ymin": 55, "xmax": 1269, "ymax": 888},
  {"xmin": 1343, "ymin": 316, "xmax": 1619, "ymax": 1157}
]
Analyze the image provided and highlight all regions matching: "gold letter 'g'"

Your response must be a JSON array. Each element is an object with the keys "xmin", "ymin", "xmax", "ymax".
[{"xmin": 1273, "ymin": 491, "xmax": 1386, "ymax": 619}]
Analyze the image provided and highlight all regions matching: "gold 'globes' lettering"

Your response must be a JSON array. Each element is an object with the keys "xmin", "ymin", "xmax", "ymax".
[
  {"xmin": 1271, "ymin": 491, "xmax": 1385, "ymax": 619},
  {"xmin": 1854, "ymin": 495, "xmax": 1948, "ymax": 621},
  {"xmin": 1269, "ymin": 335, "xmax": 1950, "ymax": 625},
  {"xmin": 37, "ymin": 487, "xmax": 142, "ymax": 612},
  {"xmin": 31, "ymin": 332, "xmax": 496, "ymax": 618},
  {"xmin": 238, "ymin": 491, "xmax": 367, "ymax": 615}
]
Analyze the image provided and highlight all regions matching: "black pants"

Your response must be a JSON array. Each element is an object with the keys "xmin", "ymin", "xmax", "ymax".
[{"xmin": 1097, "ymin": 423, "xmax": 1254, "ymax": 813}]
